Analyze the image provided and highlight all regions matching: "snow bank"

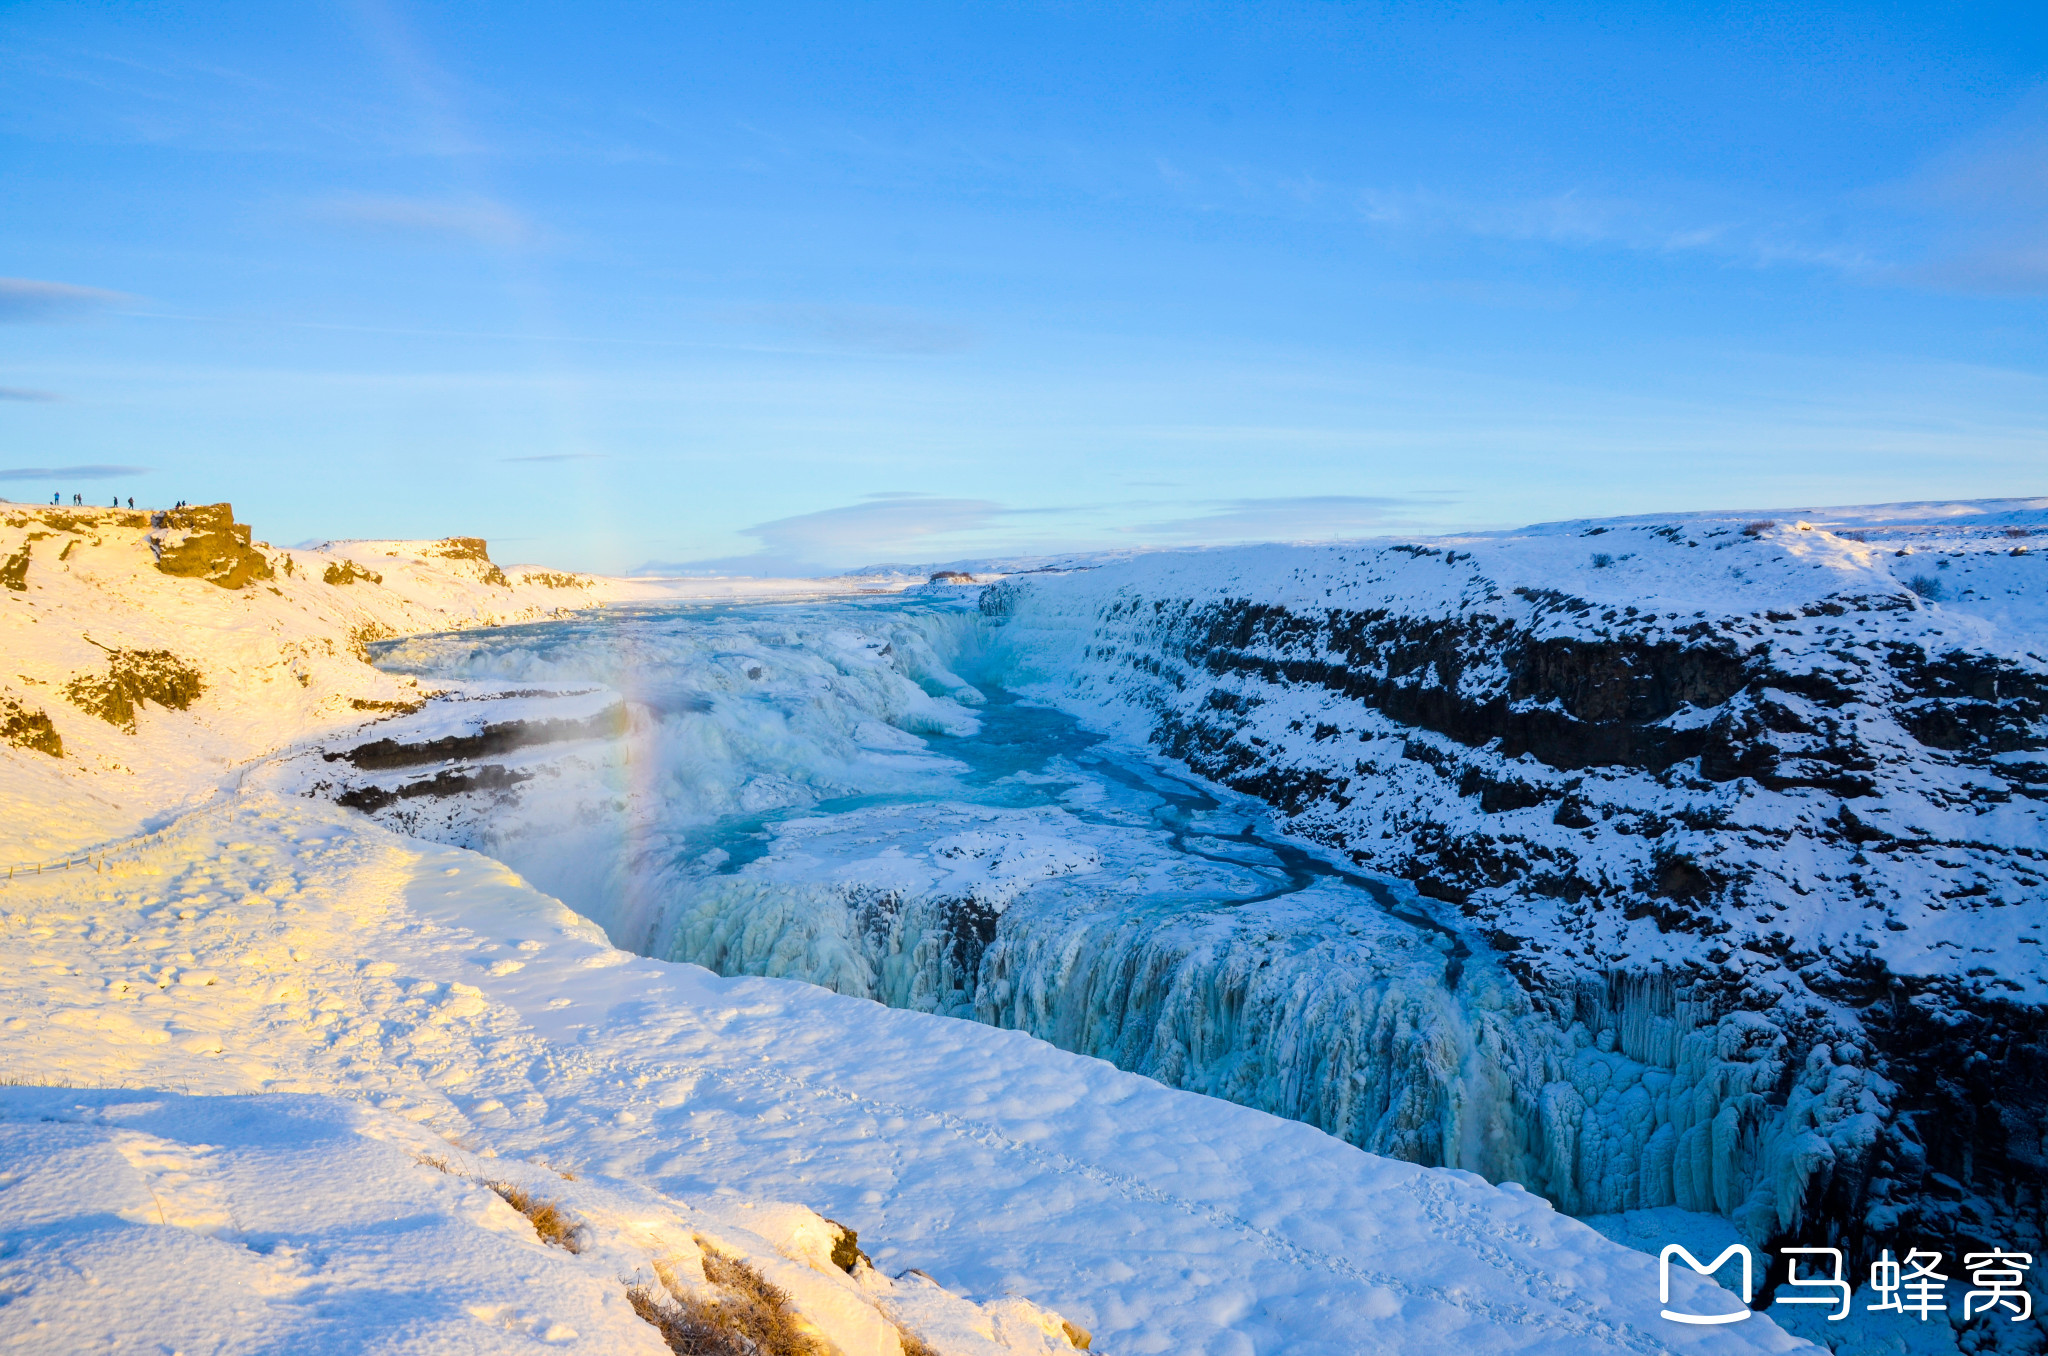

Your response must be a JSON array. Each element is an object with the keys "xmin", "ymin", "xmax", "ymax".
[
  {"xmin": 0, "ymin": 793, "xmax": 1813, "ymax": 1352},
  {"xmin": 0, "ymin": 1084, "xmax": 1075, "ymax": 1355}
]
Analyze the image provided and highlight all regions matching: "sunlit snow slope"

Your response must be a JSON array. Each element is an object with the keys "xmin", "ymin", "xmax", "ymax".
[
  {"xmin": 0, "ymin": 501, "xmax": 882, "ymax": 856},
  {"xmin": 0, "ymin": 797, "xmax": 1807, "ymax": 1354}
]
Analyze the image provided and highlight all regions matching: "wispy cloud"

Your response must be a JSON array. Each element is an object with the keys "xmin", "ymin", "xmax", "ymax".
[
  {"xmin": 717, "ymin": 304, "xmax": 977, "ymax": 355},
  {"xmin": 501, "ymin": 452, "xmax": 605, "ymax": 463},
  {"xmin": 660, "ymin": 494, "xmax": 1014, "ymax": 574},
  {"xmin": 654, "ymin": 491, "xmax": 1442, "ymax": 575},
  {"xmin": 306, "ymin": 194, "xmax": 540, "ymax": 249},
  {"xmin": 0, "ymin": 387, "xmax": 59, "ymax": 402},
  {"xmin": 0, "ymin": 463, "xmax": 150, "ymax": 481},
  {"xmin": 1355, "ymin": 187, "xmax": 1870, "ymax": 273},
  {"xmin": 0, "ymin": 277, "xmax": 131, "ymax": 323},
  {"xmin": 1136, "ymin": 495, "xmax": 1426, "ymax": 542},
  {"xmin": 1879, "ymin": 115, "xmax": 2048, "ymax": 296},
  {"xmin": 752, "ymin": 493, "xmax": 1004, "ymax": 561},
  {"xmin": 1906, "ymin": 245, "xmax": 2048, "ymax": 296}
]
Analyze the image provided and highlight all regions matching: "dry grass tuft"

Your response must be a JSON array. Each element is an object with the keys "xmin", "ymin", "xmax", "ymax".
[
  {"xmin": 488, "ymin": 1181, "xmax": 582, "ymax": 1253},
  {"xmin": 895, "ymin": 1326, "xmax": 941, "ymax": 1356},
  {"xmin": 1741, "ymin": 520, "xmax": 1775, "ymax": 537},
  {"xmin": 627, "ymin": 1284, "xmax": 755, "ymax": 1356},
  {"xmin": 626, "ymin": 1242, "xmax": 831, "ymax": 1356},
  {"xmin": 823, "ymin": 1218, "xmax": 868, "ymax": 1273},
  {"xmin": 1907, "ymin": 573, "xmax": 1946, "ymax": 602}
]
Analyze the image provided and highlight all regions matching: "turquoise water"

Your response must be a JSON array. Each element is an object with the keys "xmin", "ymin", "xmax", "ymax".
[{"xmin": 372, "ymin": 594, "xmax": 1463, "ymax": 980}]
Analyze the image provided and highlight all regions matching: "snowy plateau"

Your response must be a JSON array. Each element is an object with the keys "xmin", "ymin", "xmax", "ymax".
[{"xmin": 1, "ymin": 497, "xmax": 2042, "ymax": 1354}]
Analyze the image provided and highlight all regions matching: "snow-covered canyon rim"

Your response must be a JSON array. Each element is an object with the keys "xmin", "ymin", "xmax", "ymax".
[
  {"xmin": 978, "ymin": 499, "xmax": 2048, "ymax": 1318},
  {"xmin": 291, "ymin": 497, "xmax": 2047, "ymax": 1354},
  {"xmin": 0, "ymin": 502, "xmax": 1833, "ymax": 1354}
]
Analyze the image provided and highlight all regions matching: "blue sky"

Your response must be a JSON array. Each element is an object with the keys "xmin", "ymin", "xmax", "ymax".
[{"xmin": 3, "ymin": 2, "xmax": 2045, "ymax": 573}]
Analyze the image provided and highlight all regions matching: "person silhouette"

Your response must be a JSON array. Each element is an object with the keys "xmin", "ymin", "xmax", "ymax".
[{"xmin": 127, "ymin": 497, "xmax": 134, "ymax": 509}]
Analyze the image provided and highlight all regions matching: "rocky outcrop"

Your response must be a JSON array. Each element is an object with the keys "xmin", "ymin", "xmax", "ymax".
[
  {"xmin": 323, "ymin": 559, "xmax": 383, "ymax": 586},
  {"xmin": 1, "ymin": 696, "xmax": 61, "ymax": 757},
  {"xmin": 148, "ymin": 503, "xmax": 274, "ymax": 589},
  {"xmin": 428, "ymin": 536, "xmax": 510, "ymax": 587},
  {"xmin": 518, "ymin": 570, "xmax": 587, "ymax": 590},
  {"xmin": 324, "ymin": 705, "xmax": 627, "ymax": 770},
  {"xmin": 1, "ymin": 542, "xmax": 29, "ymax": 591},
  {"xmin": 334, "ymin": 763, "xmax": 534, "ymax": 812},
  {"xmin": 63, "ymin": 647, "xmax": 205, "ymax": 732}
]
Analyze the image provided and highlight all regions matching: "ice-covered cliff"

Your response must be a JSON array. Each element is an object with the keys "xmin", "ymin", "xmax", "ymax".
[{"xmin": 979, "ymin": 499, "xmax": 2047, "ymax": 1280}]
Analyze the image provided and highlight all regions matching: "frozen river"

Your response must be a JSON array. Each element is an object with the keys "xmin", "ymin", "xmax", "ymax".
[
  {"xmin": 370, "ymin": 594, "xmax": 1467, "ymax": 1016},
  {"xmin": 367, "ymin": 592, "xmax": 1786, "ymax": 1233}
]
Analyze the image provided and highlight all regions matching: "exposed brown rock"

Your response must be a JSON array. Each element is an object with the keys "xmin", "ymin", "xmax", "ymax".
[{"xmin": 149, "ymin": 503, "xmax": 274, "ymax": 589}]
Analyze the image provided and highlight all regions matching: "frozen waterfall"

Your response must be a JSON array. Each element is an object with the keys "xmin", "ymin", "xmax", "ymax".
[{"xmin": 362, "ymin": 594, "xmax": 1880, "ymax": 1244}]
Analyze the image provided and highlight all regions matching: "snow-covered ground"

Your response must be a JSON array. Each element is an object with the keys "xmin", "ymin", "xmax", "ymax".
[
  {"xmin": 0, "ymin": 1082, "xmax": 1077, "ymax": 1356},
  {"xmin": 0, "ymin": 500, "xmax": 1831, "ymax": 1353},
  {"xmin": 0, "ymin": 796, "xmax": 1809, "ymax": 1354}
]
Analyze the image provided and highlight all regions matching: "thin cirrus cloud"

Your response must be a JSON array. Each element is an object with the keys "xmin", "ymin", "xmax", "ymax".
[
  {"xmin": 1355, "ymin": 187, "xmax": 1871, "ymax": 275},
  {"xmin": 306, "ymin": 194, "xmax": 540, "ymax": 249},
  {"xmin": 1347, "ymin": 116, "xmax": 2048, "ymax": 295},
  {"xmin": 1137, "ymin": 495, "xmax": 1431, "ymax": 542},
  {"xmin": 0, "ymin": 464, "xmax": 150, "ymax": 481},
  {"xmin": 0, "ymin": 277, "xmax": 131, "ymax": 323},
  {"xmin": 0, "ymin": 387, "xmax": 59, "ymax": 402},
  {"xmin": 652, "ymin": 493, "xmax": 1439, "ymax": 576},
  {"xmin": 743, "ymin": 493, "xmax": 1007, "ymax": 558},
  {"xmin": 1880, "ymin": 119, "xmax": 2048, "ymax": 296},
  {"xmin": 1906, "ymin": 245, "xmax": 2048, "ymax": 296},
  {"xmin": 501, "ymin": 452, "xmax": 605, "ymax": 463},
  {"xmin": 649, "ymin": 494, "xmax": 1014, "ymax": 575}
]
